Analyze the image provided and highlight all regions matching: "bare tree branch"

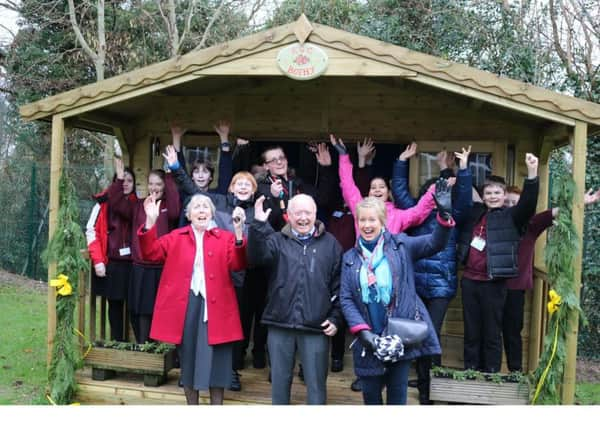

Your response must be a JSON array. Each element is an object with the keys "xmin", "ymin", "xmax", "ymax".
[
  {"xmin": 177, "ymin": 0, "xmax": 197, "ymax": 55},
  {"xmin": 194, "ymin": 0, "xmax": 226, "ymax": 51}
]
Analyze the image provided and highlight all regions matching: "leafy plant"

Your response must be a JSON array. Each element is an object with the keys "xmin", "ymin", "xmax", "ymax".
[{"xmin": 93, "ymin": 340, "xmax": 175, "ymax": 354}]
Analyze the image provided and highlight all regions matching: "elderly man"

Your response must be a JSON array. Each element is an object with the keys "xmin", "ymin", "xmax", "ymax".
[{"xmin": 248, "ymin": 194, "xmax": 343, "ymax": 405}]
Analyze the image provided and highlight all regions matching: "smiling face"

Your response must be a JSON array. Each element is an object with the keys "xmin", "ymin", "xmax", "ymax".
[
  {"xmin": 263, "ymin": 148, "xmax": 288, "ymax": 177},
  {"xmin": 192, "ymin": 164, "xmax": 213, "ymax": 190},
  {"xmin": 368, "ymin": 178, "xmax": 390, "ymax": 201},
  {"xmin": 288, "ymin": 195, "xmax": 316, "ymax": 235},
  {"xmin": 229, "ymin": 173, "xmax": 257, "ymax": 201},
  {"xmin": 147, "ymin": 172, "xmax": 165, "ymax": 199},
  {"xmin": 483, "ymin": 184, "xmax": 506, "ymax": 209},
  {"xmin": 122, "ymin": 171, "xmax": 135, "ymax": 195},
  {"xmin": 186, "ymin": 195, "xmax": 215, "ymax": 231},
  {"xmin": 357, "ymin": 207, "xmax": 384, "ymax": 242}
]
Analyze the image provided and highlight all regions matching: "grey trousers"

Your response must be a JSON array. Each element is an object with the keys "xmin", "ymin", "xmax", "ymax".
[{"xmin": 268, "ymin": 326, "xmax": 329, "ymax": 405}]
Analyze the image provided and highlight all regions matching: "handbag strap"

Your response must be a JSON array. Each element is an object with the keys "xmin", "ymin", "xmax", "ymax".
[{"xmin": 387, "ymin": 278, "xmax": 420, "ymax": 321}]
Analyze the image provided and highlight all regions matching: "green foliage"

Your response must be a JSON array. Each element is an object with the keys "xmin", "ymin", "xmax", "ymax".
[
  {"xmin": 430, "ymin": 366, "xmax": 526, "ymax": 384},
  {"xmin": 579, "ymin": 135, "xmax": 600, "ymax": 359},
  {"xmin": 530, "ymin": 150, "xmax": 581, "ymax": 404},
  {"xmin": 94, "ymin": 340, "xmax": 175, "ymax": 354},
  {"xmin": 41, "ymin": 170, "xmax": 88, "ymax": 405}
]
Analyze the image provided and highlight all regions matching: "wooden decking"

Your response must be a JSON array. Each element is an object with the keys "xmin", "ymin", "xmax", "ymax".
[{"xmin": 76, "ymin": 354, "xmax": 420, "ymax": 405}]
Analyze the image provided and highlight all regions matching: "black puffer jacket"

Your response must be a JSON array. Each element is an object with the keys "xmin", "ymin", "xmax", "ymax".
[
  {"xmin": 248, "ymin": 218, "xmax": 343, "ymax": 332},
  {"xmin": 457, "ymin": 177, "xmax": 539, "ymax": 279}
]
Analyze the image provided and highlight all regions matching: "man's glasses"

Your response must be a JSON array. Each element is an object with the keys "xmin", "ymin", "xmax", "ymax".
[{"xmin": 265, "ymin": 156, "xmax": 287, "ymax": 164}]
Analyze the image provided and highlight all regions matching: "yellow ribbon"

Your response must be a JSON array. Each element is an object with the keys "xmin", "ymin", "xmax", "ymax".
[
  {"xmin": 49, "ymin": 274, "xmax": 73, "ymax": 296},
  {"xmin": 74, "ymin": 328, "xmax": 92, "ymax": 359},
  {"xmin": 532, "ymin": 289, "xmax": 563, "ymax": 404},
  {"xmin": 46, "ymin": 394, "xmax": 80, "ymax": 406},
  {"xmin": 547, "ymin": 289, "xmax": 562, "ymax": 314}
]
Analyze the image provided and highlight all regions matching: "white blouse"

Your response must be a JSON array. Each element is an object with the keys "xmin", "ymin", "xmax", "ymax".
[{"xmin": 190, "ymin": 224, "xmax": 215, "ymax": 323}]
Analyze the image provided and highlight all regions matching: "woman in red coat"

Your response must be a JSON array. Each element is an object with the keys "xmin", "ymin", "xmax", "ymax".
[{"xmin": 139, "ymin": 193, "xmax": 247, "ymax": 405}]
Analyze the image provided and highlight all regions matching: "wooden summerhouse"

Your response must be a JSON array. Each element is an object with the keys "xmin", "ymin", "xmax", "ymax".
[{"xmin": 20, "ymin": 15, "xmax": 600, "ymax": 404}]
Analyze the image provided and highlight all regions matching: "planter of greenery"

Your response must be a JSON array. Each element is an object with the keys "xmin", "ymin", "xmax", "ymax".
[
  {"xmin": 85, "ymin": 341, "xmax": 176, "ymax": 387},
  {"xmin": 429, "ymin": 367, "xmax": 529, "ymax": 405}
]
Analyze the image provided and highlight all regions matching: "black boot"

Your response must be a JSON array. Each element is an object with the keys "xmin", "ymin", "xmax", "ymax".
[
  {"xmin": 229, "ymin": 370, "xmax": 241, "ymax": 392},
  {"xmin": 351, "ymin": 377, "xmax": 361, "ymax": 392}
]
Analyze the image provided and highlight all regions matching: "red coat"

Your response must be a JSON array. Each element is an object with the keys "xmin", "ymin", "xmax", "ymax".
[{"xmin": 138, "ymin": 224, "xmax": 247, "ymax": 345}]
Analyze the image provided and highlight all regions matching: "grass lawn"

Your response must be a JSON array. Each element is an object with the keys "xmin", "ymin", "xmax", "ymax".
[
  {"xmin": 0, "ymin": 283, "xmax": 48, "ymax": 405},
  {"xmin": 575, "ymin": 383, "xmax": 600, "ymax": 405}
]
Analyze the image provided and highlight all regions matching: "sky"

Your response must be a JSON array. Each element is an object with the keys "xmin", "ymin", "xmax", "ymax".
[{"xmin": 0, "ymin": 6, "xmax": 19, "ymax": 45}]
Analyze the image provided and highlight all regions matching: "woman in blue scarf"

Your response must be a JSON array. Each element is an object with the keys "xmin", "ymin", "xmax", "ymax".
[{"xmin": 340, "ymin": 181, "xmax": 454, "ymax": 405}]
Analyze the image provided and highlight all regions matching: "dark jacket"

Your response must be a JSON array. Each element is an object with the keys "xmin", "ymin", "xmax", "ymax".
[
  {"xmin": 392, "ymin": 160, "xmax": 472, "ymax": 299},
  {"xmin": 457, "ymin": 177, "xmax": 539, "ymax": 279},
  {"xmin": 256, "ymin": 165, "xmax": 335, "ymax": 231},
  {"xmin": 340, "ymin": 219, "xmax": 453, "ymax": 377},
  {"xmin": 248, "ymin": 218, "xmax": 343, "ymax": 333}
]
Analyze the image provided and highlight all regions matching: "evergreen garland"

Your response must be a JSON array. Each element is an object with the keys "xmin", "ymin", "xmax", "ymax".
[
  {"xmin": 530, "ymin": 151, "xmax": 582, "ymax": 404},
  {"xmin": 42, "ymin": 169, "xmax": 89, "ymax": 405}
]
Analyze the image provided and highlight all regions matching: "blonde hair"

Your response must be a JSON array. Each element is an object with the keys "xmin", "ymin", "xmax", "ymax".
[
  {"xmin": 355, "ymin": 197, "xmax": 387, "ymax": 225},
  {"xmin": 229, "ymin": 171, "xmax": 258, "ymax": 193}
]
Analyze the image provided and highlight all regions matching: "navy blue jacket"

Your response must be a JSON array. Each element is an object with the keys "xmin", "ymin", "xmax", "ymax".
[
  {"xmin": 391, "ymin": 160, "xmax": 472, "ymax": 299},
  {"xmin": 340, "ymin": 221, "xmax": 452, "ymax": 377}
]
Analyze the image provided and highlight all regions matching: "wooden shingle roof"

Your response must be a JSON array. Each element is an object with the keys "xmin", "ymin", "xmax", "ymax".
[{"xmin": 20, "ymin": 15, "xmax": 600, "ymax": 129}]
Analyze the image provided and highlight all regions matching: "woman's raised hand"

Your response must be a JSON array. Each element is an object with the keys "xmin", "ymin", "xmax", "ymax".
[
  {"xmin": 162, "ymin": 145, "xmax": 178, "ymax": 168},
  {"xmin": 399, "ymin": 142, "xmax": 417, "ymax": 161},
  {"xmin": 454, "ymin": 145, "xmax": 471, "ymax": 170},
  {"xmin": 143, "ymin": 195, "xmax": 161, "ymax": 229},
  {"xmin": 329, "ymin": 134, "xmax": 347, "ymax": 155},
  {"xmin": 114, "ymin": 157, "xmax": 125, "ymax": 180},
  {"xmin": 254, "ymin": 195, "xmax": 272, "ymax": 222}
]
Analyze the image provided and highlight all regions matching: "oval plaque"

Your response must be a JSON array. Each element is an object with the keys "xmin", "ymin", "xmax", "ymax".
[{"xmin": 277, "ymin": 43, "xmax": 328, "ymax": 81}]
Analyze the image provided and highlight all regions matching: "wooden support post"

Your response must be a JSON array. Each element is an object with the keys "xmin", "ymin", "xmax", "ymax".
[
  {"xmin": 562, "ymin": 121, "xmax": 587, "ymax": 404},
  {"xmin": 47, "ymin": 115, "xmax": 65, "ymax": 364},
  {"xmin": 528, "ymin": 140, "xmax": 552, "ymax": 372}
]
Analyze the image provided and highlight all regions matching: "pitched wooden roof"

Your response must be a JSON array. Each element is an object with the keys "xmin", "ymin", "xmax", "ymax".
[{"xmin": 20, "ymin": 15, "xmax": 600, "ymax": 129}]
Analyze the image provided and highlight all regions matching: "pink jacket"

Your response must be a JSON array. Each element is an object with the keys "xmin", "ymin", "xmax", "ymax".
[{"xmin": 338, "ymin": 154, "xmax": 436, "ymax": 234}]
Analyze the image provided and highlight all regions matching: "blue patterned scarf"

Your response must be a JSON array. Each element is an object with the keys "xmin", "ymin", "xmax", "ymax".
[{"xmin": 357, "ymin": 232, "xmax": 392, "ymax": 305}]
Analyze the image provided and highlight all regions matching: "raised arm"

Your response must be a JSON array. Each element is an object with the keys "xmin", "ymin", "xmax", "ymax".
[
  {"xmin": 452, "ymin": 146, "xmax": 473, "ymax": 226},
  {"xmin": 107, "ymin": 157, "xmax": 134, "ymax": 219},
  {"xmin": 511, "ymin": 153, "xmax": 539, "ymax": 230},
  {"xmin": 392, "ymin": 142, "xmax": 418, "ymax": 209},
  {"xmin": 138, "ymin": 196, "xmax": 168, "ymax": 264},
  {"xmin": 247, "ymin": 195, "xmax": 278, "ymax": 266},
  {"xmin": 331, "ymin": 134, "xmax": 365, "ymax": 215},
  {"xmin": 214, "ymin": 120, "xmax": 233, "ymax": 194}
]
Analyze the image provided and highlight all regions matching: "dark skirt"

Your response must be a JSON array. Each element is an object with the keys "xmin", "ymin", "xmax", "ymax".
[
  {"xmin": 91, "ymin": 260, "xmax": 132, "ymax": 301},
  {"xmin": 178, "ymin": 290, "xmax": 233, "ymax": 391},
  {"xmin": 128, "ymin": 264, "xmax": 162, "ymax": 315}
]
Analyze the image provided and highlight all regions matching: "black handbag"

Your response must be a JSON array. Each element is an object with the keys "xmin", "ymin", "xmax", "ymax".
[
  {"xmin": 383, "ymin": 316, "xmax": 429, "ymax": 347},
  {"xmin": 383, "ymin": 290, "xmax": 429, "ymax": 347}
]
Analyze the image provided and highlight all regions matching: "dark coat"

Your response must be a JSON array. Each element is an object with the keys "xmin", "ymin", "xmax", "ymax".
[
  {"xmin": 391, "ymin": 161, "xmax": 472, "ymax": 299},
  {"xmin": 248, "ymin": 219, "xmax": 343, "ymax": 332},
  {"xmin": 457, "ymin": 177, "xmax": 539, "ymax": 279},
  {"xmin": 256, "ymin": 165, "xmax": 336, "ymax": 231},
  {"xmin": 340, "ymin": 219, "xmax": 453, "ymax": 377}
]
